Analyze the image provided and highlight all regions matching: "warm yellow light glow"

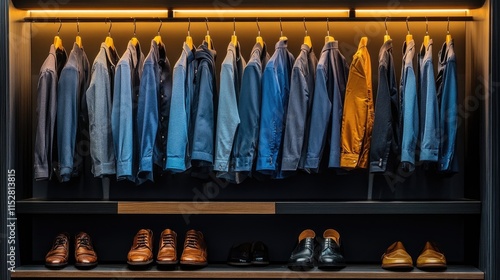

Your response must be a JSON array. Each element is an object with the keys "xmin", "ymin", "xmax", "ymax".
[
  {"xmin": 29, "ymin": 10, "xmax": 168, "ymax": 17},
  {"xmin": 173, "ymin": 9, "xmax": 350, "ymax": 18},
  {"xmin": 356, "ymin": 9, "xmax": 469, "ymax": 17}
]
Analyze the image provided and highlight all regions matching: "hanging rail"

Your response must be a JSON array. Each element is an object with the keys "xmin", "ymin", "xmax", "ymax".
[{"xmin": 23, "ymin": 16, "xmax": 473, "ymax": 23}]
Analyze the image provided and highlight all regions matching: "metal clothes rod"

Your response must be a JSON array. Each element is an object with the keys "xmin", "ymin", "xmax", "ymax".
[{"xmin": 23, "ymin": 16, "xmax": 473, "ymax": 23}]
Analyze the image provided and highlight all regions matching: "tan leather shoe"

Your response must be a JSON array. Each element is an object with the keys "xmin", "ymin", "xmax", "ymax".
[
  {"xmin": 381, "ymin": 241, "xmax": 413, "ymax": 270},
  {"xmin": 416, "ymin": 241, "xmax": 447, "ymax": 270},
  {"xmin": 127, "ymin": 229, "xmax": 154, "ymax": 266},
  {"xmin": 180, "ymin": 229, "xmax": 207, "ymax": 267},
  {"xmin": 157, "ymin": 229, "xmax": 178, "ymax": 265},
  {"xmin": 74, "ymin": 232, "xmax": 98, "ymax": 268},
  {"xmin": 45, "ymin": 233, "xmax": 70, "ymax": 268}
]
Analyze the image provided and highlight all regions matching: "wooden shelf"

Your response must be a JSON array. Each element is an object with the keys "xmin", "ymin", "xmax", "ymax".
[
  {"xmin": 10, "ymin": 264, "xmax": 484, "ymax": 279},
  {"xmin": 16, "ymin": 199, "xmax": 481, "ymax": 215}
]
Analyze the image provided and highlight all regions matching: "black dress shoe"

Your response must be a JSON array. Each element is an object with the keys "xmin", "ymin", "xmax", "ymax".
[
  {"xmin": 287, "ymin": 229, "xmax": 316, "ymax": 271},
  {"xmin": 251, "ymin": 241, "xmax": 269, "ymax": 266},
  {"xmin": 227, "ymin": 242, "xmax": 252, "ymax": 266},
  {"xmin": 317, "ymin": 229, "xmax": 346, "ymax": 270}
]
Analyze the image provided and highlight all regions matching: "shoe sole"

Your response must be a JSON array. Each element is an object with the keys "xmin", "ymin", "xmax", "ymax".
[
  {"xmin": 157, "ymin": 260, "xmax": 178, "ymax": 265},
  {"xmin": 180, "ymin": 261, "xmax": 208, "ymax": 267},
  {"xmin": 382, "ymin": 263, "xmax": 414, "ymax": 271},
  {"xmin": 417, "ymin": 264, "xmax": 447, "ymax": 271},
  {"xmin": 228, "ymin": 261, "xmax": 252, "ymax": 266},
  {"xmin": 251, "ymin": 261, "xmax": 270, "ymax": 266},
  {"xmin": 127, "ymin": 259, "xmax": 153, "ymax": 266},
  {"xmin": 288, "ymin": 261, "xmax": 314, "ymax": 271},
  {"xmin": 45, "ymin": 262, "xmax": 67, "ymax": 269}
]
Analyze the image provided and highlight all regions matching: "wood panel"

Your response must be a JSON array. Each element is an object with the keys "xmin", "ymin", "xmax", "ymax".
[{"xmin": 118, "ymin": 201, "xmax": 276, "ymax": 214}]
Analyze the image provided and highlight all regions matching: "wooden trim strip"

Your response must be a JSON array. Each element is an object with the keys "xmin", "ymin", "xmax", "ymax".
[{"xmin": 118, "ymin": 201, "xmax": 276, "ymax": 214}]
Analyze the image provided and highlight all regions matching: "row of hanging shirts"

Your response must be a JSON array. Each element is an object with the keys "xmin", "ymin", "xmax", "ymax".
[{"xmin": 33, "ymin": 17, "xmax": 458, "ymax": 185}]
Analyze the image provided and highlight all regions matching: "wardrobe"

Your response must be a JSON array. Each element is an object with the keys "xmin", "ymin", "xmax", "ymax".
[{"xmin": 0, "ymin": 0, "xmax": 499, "ymax": 279}]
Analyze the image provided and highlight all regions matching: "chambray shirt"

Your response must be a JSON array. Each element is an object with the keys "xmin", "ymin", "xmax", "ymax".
[
  {"xmin": 417, "ymin": 39, "xmax": 439, "ymax": 162},
  {"xmin": 111, "ymin": 40, "xmax": 145, "ymax": 182},
  {"xmin": 436, "ymin": 39, "xmax": 458, "ymax": 172},
  {"xmin": 305, "ymin": 41, "xmax": 349, "ymax": 172},
  {"xmin": 56, "ymin": 43, "xmax": 90, "ymax": 182},
  {"xmin": 34, "ymin": 44, "xmax": 67, "ymax": 181},
  {"xmin": 166, "ymin": 43, "xmax": 197, "ymax": 173},
  {"xmin": 399, "ymin": 39, "xmax": 418, "ymax": 172},
  {"xmin": 282, "ymin": 44, "xmax": 318, "ymax": 171},
  {"xmin": 214, "ymin": 41, "xmax": 246, "ymax": 172},
  {"xmin": 256, "ymin": 39, "xmax": 295, "ymax": 176},
  {"xmin": 137, "ymin": 40, "xmax": 172, "ymax": 183},
  {"xmin": 86, "ymin": 43, "xmax": 120, "ymax": 177},
  {"xmin": 370, "ymin": 39, "xmax": 400, "ymax": 173}
]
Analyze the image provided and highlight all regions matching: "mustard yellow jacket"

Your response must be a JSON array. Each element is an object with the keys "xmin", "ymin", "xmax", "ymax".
[{"xmin": 340, "ymin": 37, "xmax": 374, "ymax": 169}]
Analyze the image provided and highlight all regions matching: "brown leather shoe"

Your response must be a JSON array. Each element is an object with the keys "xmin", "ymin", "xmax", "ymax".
[
  {"xmin": 180, "ymin": 229, "xmax": 207, "ymax": 267},
  {"xmin": 157, "ymin": 229, "xmax": 178, "ymax": 265},
  {"xmin": 74, "ymin": 232, "xmax": 98, "ymax": 268},
  {"xmin": 45, "ymin": 233, "xmax": 69, "ymax": 268},
  {"xmin": 416, "ymin": 241, "xmax": 447, "ymax": 270},
  {"xmin": 381, "ymin": 241, "xmax": 413, "ymax": 270},
  {"xmin": 127, "ymin": 229, "xmax": 154, "ymax": 266}
]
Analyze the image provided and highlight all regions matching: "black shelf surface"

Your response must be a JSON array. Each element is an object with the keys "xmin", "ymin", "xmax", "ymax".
[
  {"xmin": 10, "ymin": 264, "xmax": 484, "ymax": 279},
  {"xmin": 16, "ymin": 199, "xmax": 481, "ymax": 215}
]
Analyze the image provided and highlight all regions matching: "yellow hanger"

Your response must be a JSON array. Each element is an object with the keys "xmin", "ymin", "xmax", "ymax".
[
  {"xmin": 154, "ymin": 18, "xmax": 163, "ymax": 45},
  {"xmin": 205, "ymin": 18, "xmax": 212, "ymax": 49},
  {"xmin": 303, "ymin": 18, "xmax": 312, "ymax": 48},
  {"xmin": 105, "ymin": 19, "xmax": 115, "ymax": 50},
  {"xmin": 131, "ymin": 19, "xmax": 139, "ymax": 47},
  {"xmin": 423, "ymin": 17, "xmax": 430, "ymax": 48},
  {"xmin": 325, "ymin": 18, "xmax": 335, "ymax": 43},
  {"xmin": 405, "ymin": 17, "xmax": 413, "ymax": 45},
  {"xmin": 446, "ymin": 17, "xmax": 453, "ymax": 44},
  {"xmin": 231, "ymin": 18, "xmax": 238, "ymax": 46},
  {"xmin": 185, "ymin": 18, "xmax": 193, "ymax": 49},
  {"xmin": 384, "ymin": 17, "xmax": 391, "ymax": 43},
  {"xmin": 53, "ymin": 19, "xmax": 64, "ymax": 50},
  {"xmin": 256, "ymin": 18, "xmax": 264, "ymax": 47},
  {"xmin": 75, "ymin": 19, "xmax": 82, "ymax": 48},
  {"xmin": 279, "ymin": 18, "xmax": 288, "ymax": 41}
]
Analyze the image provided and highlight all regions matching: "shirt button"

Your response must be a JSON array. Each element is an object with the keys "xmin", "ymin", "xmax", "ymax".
[
  {"xmin": 161, "ymin": 135, "xmax": 165, "ymax": 139},
  {"xmin": 160, "ymin": 80, "xmax": 163, "ymax": 83},
  {"xmin": 161, "ymin": 116, "xmax": 164, "ymax": 121},
  {"xmin": 161, "ymin": 95, "xmax": 164, "ymax": 98}
]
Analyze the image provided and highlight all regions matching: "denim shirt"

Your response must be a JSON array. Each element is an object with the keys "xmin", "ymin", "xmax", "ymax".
[
  {"xmin": 111, "ymin": 40, "xmax": 145, "ymax": 182},
  {"xmin": 214, "ymin": 42, "xmax": 246, "ymax": 172},
  {"xmin": 86, "ymin": 43, "xmax": 120, "ymax": 177},
  {"xmin": 56, "ymin": 43, "xmax": 90, "ymax": 182},
  {"xmin": 34, "ymin": 44, "xmax": 67, "ymax": 180},
  {"xmin": 191, "ymin": 40, "xmax": 217, "ymax": 171},
  {"xmin": 436, "ymin": 39, "xmax": 458, "ymax": 172},
  {"xmin": 166, "ymin": 42, "xmax": 197, "ymax": 173},
  {"xmin": 305, "ymin": 41, "xmax": 349, "ymax": 171},
  {"xmin": 257, "ymin": 39, "xmax": 295, "ymax": 176},
  {"xmin": 370, "ymin": 39, "xmax": 400, "ymax": 173},
  {"xmin": 137, "ymin": 40, "xmax": 172, "ymax": 183},
  {"xmin": 340, "ymin": 37, "xmax": 374, "ymax": 169},
  {"xmin": 232, "ymin": 43, "xmax": 270, "ymax": 176},
  {"xmin": 399, "ymin": 39, "xmax": 418, "ymax": 172},
  {"xmin": 417, "ymin": 39, "xmax": 439, "ymax": 162},
  {"xmin": 282, "ymin": 44, "xmax": 318, "ymax": 171}
]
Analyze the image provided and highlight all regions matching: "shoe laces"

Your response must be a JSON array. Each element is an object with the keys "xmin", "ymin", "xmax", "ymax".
[
  {"xmin": 184, "ymin": 232, "xmax": 199, "ymax": 249},
  {"xmin": 161, "ymin": 234, "xmax": 175, "ymax": 248},
  {"xmin": 52, "ymin": 235, "xmax": 67, "ymax": 249},
  {"xmin": 76, "ymin": 235, "xmax": 92, "ymax": 250},
  {"xmin": 135, "ymin": 232, "xmax": 150, "ymax": 249}
]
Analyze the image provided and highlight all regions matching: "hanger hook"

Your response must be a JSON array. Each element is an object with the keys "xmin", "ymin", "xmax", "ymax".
[
  {"xmin": 326, "ymin": 17, "xmax": 330, "ymax": 36},
  {"xmin": 57, "ymin": 18, "xmax": 62, "ymax": 35},
  {"xmin": 157, "ymin": 18, "xmax": 162, "ymax": 35},
  {"xmin": 133, "ymin": 18, "xmax": 136, "ymax": 36},
  {"xmin": 106, "ymin": 18, "xmax": 112, "ymax": 36},
  {"xmin": 256, "ymin": 17, "xmax": 261, "ymax": 37},
  {"xmin": 279, "ymin": 17, "xmax": 283, "ymax": 37},
  {"xmin": 205, "ymin": 17, "xmax": 210, "ymax": 35},
  {"xmin": 384, "ymin": 17, "xmax": 389, "ymax": 35},
  {"xmin": 233, "ymin": 17, "xmax": 236, "ymax": 36},
  {"xmin": 303, "ymin": 17, "xmax": 308, "ymax": 36},
  {"xmin": 406, "ymin": 16, "xmax": 410, "ymax": 34},
  {"xmin": 425, "ymin": 17, "xmax": 429, "ymax": 35},
  {"xmin": 447, "ymin": 17, "xmax": 450, "ymax": 34},
  {"xmin": 76, "ymin": 17, "xmax": 80, "ymax": 35},
  {"xmin": 188, "ymin": 18, "xmax": 191, "ymax": 36}
]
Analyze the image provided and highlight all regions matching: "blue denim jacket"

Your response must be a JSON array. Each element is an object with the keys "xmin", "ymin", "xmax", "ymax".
[
  {"xmin": 305, "ymin": 41, "xmax": 349, "ymax": 172},
  {"xmin": 166, "ymin": 43, "xmax": 197, "ymax": 173},
  {"xmin": 399, "ymin": 39, "xmax": 418, "ymax": 172},
  {"xmin": 256, "ymin": 39, "xmax": 295, "ymax": 176},
  {"xmin": 417, "ymin": 40, "xmax": 439, "ymax": 162},
  {"xmin": 370, "ymin": 39, "xmax": 400, "ymax": 173},
  {"xmin": 111, "ymin": 40, "xmax": 145, "ymax": 182},
  {"xmin": 436, "ymin": 39, "xmax": 458, "ymax": 172},
  {"xmin": 214, "ymin": 42, "xmax": 246, "ymax": 172},
  {"xmin": 86, "ymin": 43, "xmax": 120, "ymax": 177},
  {"xmin": 282, "ymin": 44, "xmax": 318, "ymax": 171},
  {"xmin": 56, "ymin": 43, "xmax": 90, "ymax": 182},
  {"xmin": 34, "ymin": 44, "xmax": 67, "ymax": 180},
  {"xmin": 137, "ymin": 40, "xmax": 171, "ymax": 183},
  {"xmin": 232, "ymin": 43, "xmax": 270, "ymax": 176}
]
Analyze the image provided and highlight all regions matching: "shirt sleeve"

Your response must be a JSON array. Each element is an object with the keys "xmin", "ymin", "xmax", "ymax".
[
  {"xmin": 400, "ymin": 66, "xmax": 419, "ymax": 168},
  {"xmin": 419, "ymin": 60, "xmax": 439, "ymax": 162},
  {"xmin": 439, "ymin": 59, "xmax": 458, "ymax": 171}
]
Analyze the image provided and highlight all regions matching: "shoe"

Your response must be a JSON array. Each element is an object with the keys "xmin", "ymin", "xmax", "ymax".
[
  {"xmin": 317, "ymin": 229, "xmax": 346, "ymax": 270},
  {"xmin": 127, "ymin": 229, "xmax": 154, "ymax": 266},
  {"xmin": 227, "ymin": 242, "xmax": 252, "ymax": 266},
  {"xmin": 287, "ymin": 229, "xmax": 316, "ymax": 271},
  {"xmin": 251, "ymin": 241, "xmax": 270, "ymax": 266},
  {"xmin": 180, "ymin": 229, "xmax": 207, "ymax": 268},
  {"xmin": 381, "ymin": 241, "xmax": 413, "ymax": 271},
  {"xmin": 416, "ymin": 241, "xmax": 447, "ymax": 271},
  {"xmin": 74, "ymin": 232, "xmax": 98, "ymax": 268},
  {"xmin": 45, "ymin": 233, "xmax": 70, "ymax": 268},
  {"xmin": 157, "ymin": 229, "xmax": 178, "ymax": 266}
]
